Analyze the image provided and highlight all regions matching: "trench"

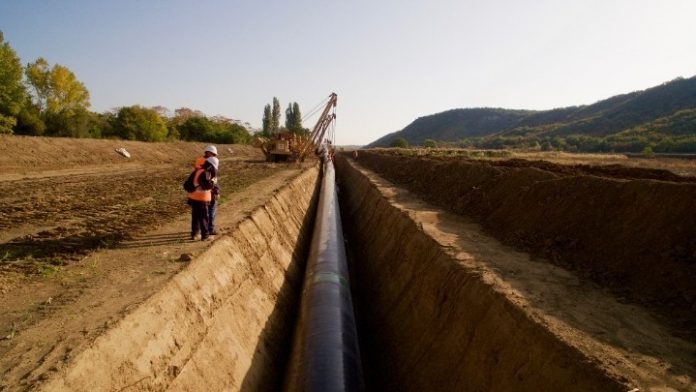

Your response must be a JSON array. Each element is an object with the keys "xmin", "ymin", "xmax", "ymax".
[
  {"xmin": 38, "ymin": 155, "xmax": 694, "ymax": 391},
  {"xmin": 334, "ymin": 157, "xmax": 624, "ymax": 392}
]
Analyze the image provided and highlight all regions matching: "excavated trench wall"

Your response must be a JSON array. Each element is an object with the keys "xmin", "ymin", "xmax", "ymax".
[
  {"xmin": 36, "ymin": 151, "xmax": 695, "ymax": 391},
  {"xmin": 351, "ymin": 151, "xmax": 696, "ymax": 330},
  {"xmin": 335, "ymin": 156, "xmax": 627, "ymax": 391},
  {"xmin": 40, "ymin": 167, "xmax": 320, "ymax": 392}
]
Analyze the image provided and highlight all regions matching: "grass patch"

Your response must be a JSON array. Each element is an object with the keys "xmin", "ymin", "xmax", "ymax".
[
  {"xmin": 39, "ymin": 264, "xmax": 62, "ymax": 278},
  {"xmin": 0, "ymin": 250, "xmax": 13, "ymax": 262}
]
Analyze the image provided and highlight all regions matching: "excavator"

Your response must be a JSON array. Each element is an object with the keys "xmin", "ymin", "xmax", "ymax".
[{"xmin": 254, "ymin": 93, "xmax": 337, "ymax": 162}]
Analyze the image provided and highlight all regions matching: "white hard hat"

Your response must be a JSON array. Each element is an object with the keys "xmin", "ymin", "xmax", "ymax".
[
  {"xmin": 206, "ymin": 156, "xmax": 219, "ymax": 170},
  {"xmin": 204, "ymin": 145, "xmax": 218, "ymax": 155}
]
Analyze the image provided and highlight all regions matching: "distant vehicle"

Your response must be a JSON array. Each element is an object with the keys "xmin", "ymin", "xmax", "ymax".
[{"xmin": 254, "ymin": 93, "xmax": 337, "ymax": 162}]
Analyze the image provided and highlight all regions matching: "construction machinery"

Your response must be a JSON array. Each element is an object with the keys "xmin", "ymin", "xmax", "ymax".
[{"xmin": 254, "ymin": 93, "xmax": 337, "ymax": 162}]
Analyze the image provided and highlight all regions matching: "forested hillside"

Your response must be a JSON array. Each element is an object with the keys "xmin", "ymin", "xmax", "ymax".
[{"xmin": 369, "ymin": 76, "xmax": 696, "ymax": 153}]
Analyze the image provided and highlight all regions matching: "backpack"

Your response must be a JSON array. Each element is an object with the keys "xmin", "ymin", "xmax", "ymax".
[
  {"xmin": 183, "ymin": 170, "xmax": 197, "ymax": 192},
  {"xmin": 198, "ymin": 172, "xmax": 213, "ymax": 190}
]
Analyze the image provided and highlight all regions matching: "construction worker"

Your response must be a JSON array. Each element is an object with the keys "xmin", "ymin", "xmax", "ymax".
[
  {"xmin": 206, "ymin": 156, "xmax": 220, "ymax": 235},
  {"xmin": 191, "ymin": 145, "xmax": 219, "ymax": 238},
  {"xmin": 188, "ymin": 153, "xmax": 217, "ymax": 241}
]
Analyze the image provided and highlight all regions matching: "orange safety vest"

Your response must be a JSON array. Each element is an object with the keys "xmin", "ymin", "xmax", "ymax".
[{"xmin": 187, "ymin": 169, "xmax": 212, "ymax": 202}]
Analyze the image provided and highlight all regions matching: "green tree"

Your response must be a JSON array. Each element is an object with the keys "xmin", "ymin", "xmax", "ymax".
[
  {"xmin": 262, "ymin": 104, "xmax": 272, "ymax": 136},
  {"xmin": 25, "ymin": 57, "xmax": 91, "ymax": 136},
  {"xmin": 109, "ymin": 105, "xmax": 167, "ymax": 141},
  {"xmin": 0, "ymin": 114, "xmax": 14, "ymax": 134},
  {"xmin": 14, "ymin": 105, "xmax": 45, "ymax": 135},
  {"xmin": 175, "ymin": 115, "xmax": 251, "ymax": 144},
  {"xmin": 390, "ymin": 137, "xmax": 409, "ymax": 148},
  {"xmin": 26, "ymin": 58, "xmax": 90, "ymax": 115},
  {"xmin": 225, "ymin": 123, "xmax": 251, "ymax": 144},
  {"xmin": 642, "ymin": 146, "xmax": 655, "ymax": 158},
  {"xmin": 0, "ymin": 31, "xmax": 28, "ymax": 133},
  {"xmin": 171, "ymin": 107, "xmax": 204, "ymax": 126},
  {"xmin": 271, "ymin": 97, "xmax": 280, "ymax": 133},
  {"xmin": 88, "ymin": 111, "xmax": 114, "ymax": 139},
  {"xmin": 423, "ymin": 139, "xmax": 437, "ymax": 148},
  {"xmin": 178, "ymin": 116, "xmax": 214, "ymax": 141},
  {"xmin": 44, "ymin": 107, "xmax": 93, "ymax": 138},
  {"xmin": 654, "ymin": 138, "xmax": 675, "ymax": 153},
  {"xmin": 209, "ymin": 116, "xmax": 251, "ymax": 144},
  {"xmin": 285, "ymin": 102, "xmax": 304, "ymax": 133},
  {"xmin": 168, "ymin": 107, "xmax": 203, "ymax": 139}
]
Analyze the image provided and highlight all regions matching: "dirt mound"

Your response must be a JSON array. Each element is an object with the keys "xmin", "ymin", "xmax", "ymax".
[
  {"xmin": 0, "ymin": 135, "xmax": 262, "ymax": 175},
  {"xmin": 351, "ymin": 151, "xmax": 696, "ymax": 335},
  {"xmin": 491, "ymin": 158, "xmax": 696, "ymax": 182},
  {"xmin": 336, "ymin": 156, "xmax": 695, "ymax": 391}
]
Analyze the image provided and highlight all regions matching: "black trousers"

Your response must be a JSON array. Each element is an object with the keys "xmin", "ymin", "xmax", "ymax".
[{"xmin": 188, "ymin": 199, "xmax": 209, "ymax": 237}]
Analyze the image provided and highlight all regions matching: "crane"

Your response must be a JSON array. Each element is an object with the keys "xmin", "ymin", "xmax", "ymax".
[{"xmin": 254, "ymin": 93, "xmax": 337, "ymax": 162}]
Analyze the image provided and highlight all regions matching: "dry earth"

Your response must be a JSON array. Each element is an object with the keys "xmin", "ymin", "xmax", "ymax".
[
  {"xmin": 0, "ymin": 136, "xmax": 311, "ymax": 390},
  {"xmin": 3, "ymin": 135, "xmax": 694, "ymax": 391},
  {"xmin": 338, "ymin": 154, "xmax": 696, "ymax": 391},
  {"xmin": 352, "ymin": 150, "xmax": 696, "ymax": 334}
]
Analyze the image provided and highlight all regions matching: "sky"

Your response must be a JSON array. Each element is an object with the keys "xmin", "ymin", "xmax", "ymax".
[{"xmin": 2, "ymin": 0, "xmax": 696, "ymax": 145}]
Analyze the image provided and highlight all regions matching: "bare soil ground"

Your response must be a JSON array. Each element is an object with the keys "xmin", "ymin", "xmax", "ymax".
[
  {"xmin": 354, "ymin": 150, "xmax": 696, "ymax": 338},
  {"xmin": 374, "ymin": 147, "xmax": 696, "ymax": 177},
  {"xmin": 337, "ymin": 155, "xmax": 695, "ymax": 391},
  {"xmin": 0, "ymin": 135, "xmax": 311, "ymax": 390}
]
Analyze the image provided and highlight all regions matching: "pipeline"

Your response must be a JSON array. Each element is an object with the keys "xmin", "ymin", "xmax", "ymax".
[{"xmin": 284, "ymin": 161, "xmax": 364, "ymax": 392}]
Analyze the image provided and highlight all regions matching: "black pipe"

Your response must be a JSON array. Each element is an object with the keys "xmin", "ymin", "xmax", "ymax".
[{"xmin": 284, "ymin": 161, "xmax": 364, "ymax": 392}]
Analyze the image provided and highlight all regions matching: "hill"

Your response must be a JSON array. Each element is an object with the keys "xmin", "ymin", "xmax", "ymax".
[{"xmin": 368, "ymin": 76, "xmax": 696, "ymax": 152}]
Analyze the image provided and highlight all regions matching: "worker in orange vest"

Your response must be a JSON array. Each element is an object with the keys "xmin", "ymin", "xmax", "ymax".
[
  {"xmin": 188, "ymin": 152, "xmax": 217, "ymax": 241},
  {"xmin": 195, "ymin": 146, "xmax": 221, "ymax": 235}
]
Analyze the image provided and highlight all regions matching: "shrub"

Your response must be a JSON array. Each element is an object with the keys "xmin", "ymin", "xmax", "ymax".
[
  {"xmin": 390, "ymin": 137, "xmax": 409, "ymax": 148},
  {"xmin": 109, "ymin": 105, "xmax": 168, "ymax": 141}
]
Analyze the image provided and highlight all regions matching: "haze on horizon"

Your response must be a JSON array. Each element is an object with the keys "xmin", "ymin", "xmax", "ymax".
[{"xmin": 1, "ymin": 0, "xmax": 695, "ymax": 146}]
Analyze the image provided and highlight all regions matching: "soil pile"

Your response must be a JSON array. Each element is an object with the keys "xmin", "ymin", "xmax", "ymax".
[
  {"xmin": 352, "ymin": 151, "xmax": 696, "ymax": 334},
  {"xmin": 336, "ymin": 155, "xmax": 695, "ymax": 391},
  {"xmin": 0, "ymin": 135, "xmax": 262, "ymax": 175}
]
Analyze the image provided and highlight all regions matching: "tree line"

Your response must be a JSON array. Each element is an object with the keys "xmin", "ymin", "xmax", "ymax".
[
  {"xmin": 0, "ymin": 31, "xmax": 251, "ymax": 144},
  {"xmin": 389, "ymin": 106, "xmax": 696, "ymax": 153},
  {"xmin": 400, "ymin": 134, "xmax": 696, "ymax": 154},
  {"xmin": 260, "ymin": 97, "xmax": 307, "ymax": 137}
]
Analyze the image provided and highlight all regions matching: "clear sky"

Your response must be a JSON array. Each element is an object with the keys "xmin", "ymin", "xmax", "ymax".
[{"xmin": 2, "ymin": 0, "xmax": 695, "ymax": 145}]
